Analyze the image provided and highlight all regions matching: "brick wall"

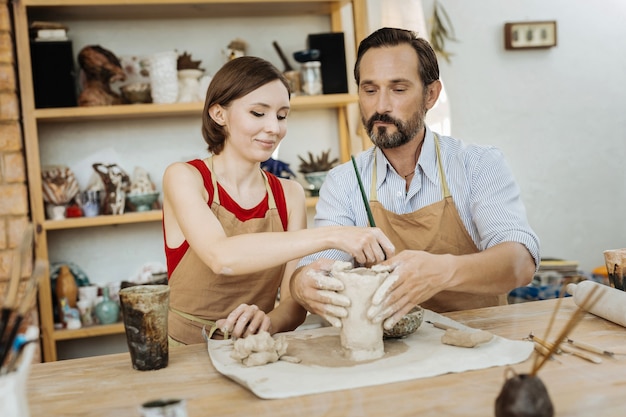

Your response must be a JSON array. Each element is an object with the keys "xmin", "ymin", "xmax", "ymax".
[{"xmin": 0, "ymin": 0, "xmax": 39, "ymax": 361}]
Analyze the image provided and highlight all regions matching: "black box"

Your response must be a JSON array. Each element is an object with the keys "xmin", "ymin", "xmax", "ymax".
[
  {"xmin": 307, "ymin": 32, "xmax": 349, "ymax": 94},
  {"xmin": 30, "ymin": 40, "xmax": 78, "ymax": 108}
]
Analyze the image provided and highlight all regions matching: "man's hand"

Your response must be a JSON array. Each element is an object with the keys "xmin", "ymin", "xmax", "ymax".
[
  {"xmin": 290, "ymin": 259, "xmax": 351, "ymax": 328},
  {"xmin": 367, "ymin": 250, "xmax": 453, "ymax": 330}
]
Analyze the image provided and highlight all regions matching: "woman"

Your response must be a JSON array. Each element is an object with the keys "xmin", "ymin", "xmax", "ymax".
[{"xmin": 162, "ymin": 56, "xmax": 394, "ymax": 345}]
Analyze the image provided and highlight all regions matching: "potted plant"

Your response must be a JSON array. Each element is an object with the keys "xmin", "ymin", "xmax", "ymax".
[{"xmin": 297, "ymin": 149, "xmax": 338, "ymax": 196}]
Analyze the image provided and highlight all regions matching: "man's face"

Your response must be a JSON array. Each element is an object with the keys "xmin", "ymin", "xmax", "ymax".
[{"xmin": 357, "ymin": 44, "xmax": 429, "ymax": 149}]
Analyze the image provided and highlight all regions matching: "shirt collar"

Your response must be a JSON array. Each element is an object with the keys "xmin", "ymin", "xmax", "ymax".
[
  {"xmin": 374, "ymin": 126, "xmax": 439, "ymax": 187},
  {"xmin": 418, "ymin": 126, "xmax": 439, "ymax": 186}
]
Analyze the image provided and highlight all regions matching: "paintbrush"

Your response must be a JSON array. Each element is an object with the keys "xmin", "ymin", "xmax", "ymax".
[
  {"xmin": 0, "ymin": 259, "xmax": 46, "ymax": 367},
  {"xmin": 0, "ymin": 224, "xmax": 33, "ymax": 343},
  {"xmin": 564, "ymin": 337, "xmax": 625, "ymax": 357},
  {"xmin": 351, "ymin": 156, "xmax": 376, "ymax": 227}
]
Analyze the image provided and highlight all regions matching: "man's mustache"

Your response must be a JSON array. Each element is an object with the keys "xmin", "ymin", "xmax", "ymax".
[{"xmin": 367, "ymin": 113, "xmax": 401, "ymax": 131}]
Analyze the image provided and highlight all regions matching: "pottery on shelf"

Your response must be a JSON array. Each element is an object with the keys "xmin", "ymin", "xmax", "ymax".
[
  {"xmin": 94, "ymin": 287, "xmax": 120, "ymax": 325},
  {"xmin": 177, "ymin": 69, "xmax": 204, "ymax": 103},
  {"xmin": 127, "ymin": 191, "xmax": 160, "ymax": 212},
  {"xmin": 303, "ymin": 171, "xmax": 328, "ymax": 196}
]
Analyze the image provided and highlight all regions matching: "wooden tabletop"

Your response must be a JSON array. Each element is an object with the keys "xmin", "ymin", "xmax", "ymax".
[{"xmin": 26, "ymin": 298, "xmax": 626, "ymax": 416}]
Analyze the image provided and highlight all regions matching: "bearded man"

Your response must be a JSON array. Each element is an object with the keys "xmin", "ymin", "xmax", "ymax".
[{"xmin": 290, "ymin": 27, "xmax": 539, "ymax": 331}]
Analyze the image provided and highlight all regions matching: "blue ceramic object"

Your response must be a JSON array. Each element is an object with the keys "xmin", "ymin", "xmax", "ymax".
[{"xmin": 95, "ymin": 287, "xmax": 120, "ymax": 325}]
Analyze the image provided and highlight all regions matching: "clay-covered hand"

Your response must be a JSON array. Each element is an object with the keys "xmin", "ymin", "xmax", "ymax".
[
  {"xmin": 291, "ymin": 259, "xmax": 351, "ymax": 328},
  {"xmin": 216, "ymin": 303, "xmax": 271, "ymax": 339},
  {"xmin": 335, "ymin": 227, "xmax": 395, "ymax": 266},
  {"xmin": 366, "ymin": 250, "xmax": 451, "ymax": 330}
]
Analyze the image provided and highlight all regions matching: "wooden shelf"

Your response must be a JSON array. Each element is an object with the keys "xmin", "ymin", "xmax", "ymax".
[
  {"xmin": 53, "ymin": 322, "xmax": 125, "ymax": 341},
  {"xmin": 14, "ymin": 0, "xmax": 366, "ymax": 362},
  {"xmin": 24, "ymin": 0, "xmax": 349, "ymax": 20},
  {"xmin": 33, "ymin": 94, "xmax": 357, "ymax": 123},
  {"xmin": 44, "ymin": 210, "xmax": 162, "ymax": 231},
  {"xmin": 45, "ymin": 200, "xmax": 317, "ymax": 231}
]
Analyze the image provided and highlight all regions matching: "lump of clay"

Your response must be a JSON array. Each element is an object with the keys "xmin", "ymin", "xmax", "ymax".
[
  {"xmin": 441, "ymin": 328, "xmax": 494, "ymax": 348},
  {"xmin": 230, "ymin": 331, "xmax": 288, "ymax": 367}
]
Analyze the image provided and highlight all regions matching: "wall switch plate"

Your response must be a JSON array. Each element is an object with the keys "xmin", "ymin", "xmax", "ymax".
[{"xmin": 504, "ymin": 21, "xmax": 557, "ymax": 50}]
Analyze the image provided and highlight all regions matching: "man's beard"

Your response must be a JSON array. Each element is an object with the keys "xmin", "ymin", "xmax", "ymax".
[{"xmin": 363, "ymin": 101, "xmax": 427, "ymax": 149}]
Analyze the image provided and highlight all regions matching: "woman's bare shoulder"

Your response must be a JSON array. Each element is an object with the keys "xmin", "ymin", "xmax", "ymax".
[{"xmin": 278, "ymin": 177, "xmax": 306, "ymax": 201}]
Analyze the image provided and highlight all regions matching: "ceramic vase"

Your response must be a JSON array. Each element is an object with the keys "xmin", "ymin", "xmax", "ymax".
[
  {"xmin": 95, "ymin": 287, "xmax": 120, "ymax": 325},
  {"xmin": 177, "ymin": 69, "xmax": 204, "ymax": 103},
  {"xmin": 56, "ymin": 265, "xmax": 77, "ymax": 308},
  {"xmin": 149, "ymin": 51, "xmax": 178, "ymax": 104}
]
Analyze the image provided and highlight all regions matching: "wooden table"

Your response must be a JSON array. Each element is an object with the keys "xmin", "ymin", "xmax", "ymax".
[{"xmin": 26, "ymin": 298, "xmax": 626, "ymax": 416}]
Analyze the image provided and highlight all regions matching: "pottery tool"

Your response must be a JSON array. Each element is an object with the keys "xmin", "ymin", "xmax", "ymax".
[
  {"xmin": 558, "ymin": 341, "xmax": 602, "ymax": 364},
  {"xmin": 0, "ymin": 224, "xmax": 33, "ymax": 343},
  {"xmin": 531, "ymin": 282, "xmax": 602, "ymax": 375},
  {"xmin": 564, "ymin": 337, "xmax": 623, "ymax": 357},
  {"xmin": 0, "ymin": 259, "xmax": 46, "ymax": 367},
  {"xmin": 527, "ymin": 333, "xmax": 561, "ymax": 355},
  {"xmin": 426, "ymin": 320, "xmax": 458, "ymax": 331},
  {"xmin": 351, "ymin": 156, "xmax": 376, "ymax": 227}
]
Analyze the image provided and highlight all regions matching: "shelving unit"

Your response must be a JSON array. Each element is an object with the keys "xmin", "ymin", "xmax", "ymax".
[{"xmin": 13, "ymin": 0, "xmax": 367, "ymax": 362}]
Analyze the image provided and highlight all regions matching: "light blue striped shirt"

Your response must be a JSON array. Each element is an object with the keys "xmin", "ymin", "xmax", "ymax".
[{"xmin": 298, "ymin": 126, "xmax": 540, "ymax": 268}]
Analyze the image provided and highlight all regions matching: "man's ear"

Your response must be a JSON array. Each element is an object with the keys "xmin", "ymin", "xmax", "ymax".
[
  {"xmin": 425, "ymin": 80, "xmax": 442, "ymax": 110},
  {"xmin": 208, "ymin": 104, "xmax": 226, "ymax": 126}
]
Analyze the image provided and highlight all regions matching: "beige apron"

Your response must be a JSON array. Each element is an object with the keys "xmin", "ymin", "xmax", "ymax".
[
  {"xmin": 168, "ymin": 158, "xmax": 286, "ymax": 344},
  {"xmin": 369, "ymin": 135, "xmax": 506, "ymax": 313}
]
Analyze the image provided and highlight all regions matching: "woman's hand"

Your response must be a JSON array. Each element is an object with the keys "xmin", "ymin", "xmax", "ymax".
[
  {"xmin": 216, "ymin": 303, "xmax": 271, "ymax": 339},
  {"xmin": 333, "ymin": 226, "xmax": 395, "ymax": 266}
]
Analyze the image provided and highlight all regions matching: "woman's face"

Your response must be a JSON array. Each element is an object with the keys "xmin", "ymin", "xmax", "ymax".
[{"xmin": 221, "ymin": 79, "xmax": 290, "ymax": 161}]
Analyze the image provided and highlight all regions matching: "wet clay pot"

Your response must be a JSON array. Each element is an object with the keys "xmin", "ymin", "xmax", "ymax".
[{"xmin": 119, "ymin": 284, "xmax": 170, "ymax": 371}]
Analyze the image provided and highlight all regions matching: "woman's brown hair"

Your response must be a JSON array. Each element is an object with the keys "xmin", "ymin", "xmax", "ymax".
[{"xmin": 201, "ymin": 56, "xmax": 290, "ymax": 155}]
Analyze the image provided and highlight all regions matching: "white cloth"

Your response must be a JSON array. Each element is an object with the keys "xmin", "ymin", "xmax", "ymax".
[{"xmin": 207, "ymin": 309, "xmax": 533, "ymax": 399}]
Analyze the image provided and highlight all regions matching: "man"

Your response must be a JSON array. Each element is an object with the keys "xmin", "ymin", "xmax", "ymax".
[{"xmin": 290, "ymin": 27, "xmax": 539, "ymax": 331}]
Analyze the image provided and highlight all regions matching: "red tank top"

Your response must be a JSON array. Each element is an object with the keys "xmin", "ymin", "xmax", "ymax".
[{"xmin": 164, "ymin": 159, "xmax": 288, "ymax": 276}]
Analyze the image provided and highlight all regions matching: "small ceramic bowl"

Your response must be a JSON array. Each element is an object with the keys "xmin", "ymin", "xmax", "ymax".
[
  {"xmin": 126, "ymin": 192, "xmax": 159, "ymax": 212},
  {"xmin": 121, "ymin": 82, "xmax": 152, "ymax": 104},
  {"xmin": 383, "ymin": 306, "xmax": 424, "ymax": 339}
]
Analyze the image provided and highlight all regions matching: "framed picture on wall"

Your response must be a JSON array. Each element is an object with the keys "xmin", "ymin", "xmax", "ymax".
[{"xmin": 504, "ymin": 21, "xmax": 557, "ymax": 50}]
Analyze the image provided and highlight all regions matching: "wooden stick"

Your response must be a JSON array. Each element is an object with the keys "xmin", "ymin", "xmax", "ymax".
[
  {"xmin": 558, "ymin": 342, "xmax": 602, "ymax": 364},
  {"xmin": 565, "ymin": 337, "xmax": 615, "ymax": 357},
  {"xmin": 528, "ymin": 332, "xmax": 561, "ymax": 354},
  {"xmin": 531, "ymin": 283, "xmax": 602, "ymax": 375}
]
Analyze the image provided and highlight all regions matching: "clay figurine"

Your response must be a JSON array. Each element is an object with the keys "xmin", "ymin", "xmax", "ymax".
[
  {"xmin": 77, "ymin": 45, "xmax": 126, "ymax": 106},
  {"xmin": 92, "ymin": 163, "xmax": 131, "ymax": 215}
]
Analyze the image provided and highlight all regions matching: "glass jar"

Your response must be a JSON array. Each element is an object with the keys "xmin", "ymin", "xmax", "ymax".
[{"xmin": 300, "ymin": 61, "xmax": 323, "ymax": 95}]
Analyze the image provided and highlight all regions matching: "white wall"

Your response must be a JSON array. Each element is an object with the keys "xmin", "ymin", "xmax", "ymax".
[{"xmin": 367, "ymin": 0, "xmax": 626, "ymax": 272}]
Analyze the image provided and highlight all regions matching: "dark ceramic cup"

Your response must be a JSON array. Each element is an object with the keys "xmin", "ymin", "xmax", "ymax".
[{"xmin": 119, "ymin": 284, "xmax": 170, "ymax": 371}]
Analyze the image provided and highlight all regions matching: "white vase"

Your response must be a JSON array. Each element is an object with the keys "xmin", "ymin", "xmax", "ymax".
[
  {"xmin": 149, "ymin": 51, "xmax": 178, "ymax": 104},
  {"xmin": 177, "ymin": 69, "xmax": 204, "ymax": 103}
]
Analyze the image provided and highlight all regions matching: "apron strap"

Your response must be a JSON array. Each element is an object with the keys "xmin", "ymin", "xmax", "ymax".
[
  {"xmin": 433, "ymin": 134, "xmax": 451, "ymax": 199},
  {"xmin": 169, "ymin": 306, "xmax": 230, "ymax": 340},
  {"xmin": 206, "ymin": 156, "xmax": 276, "ymax": 208},
  {"xmin": 370, "ymin": 133, "xmax": 450, "ymax": 201}
]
